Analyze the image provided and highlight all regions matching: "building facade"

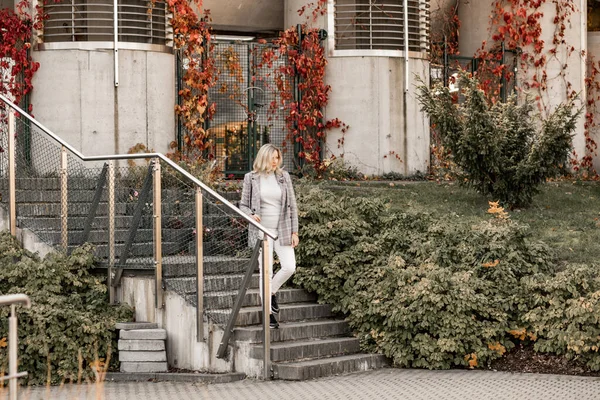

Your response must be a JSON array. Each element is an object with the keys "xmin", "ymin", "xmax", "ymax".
[
  {"xmin": 6, "ymin": 0, "xmax": 595, "ymax": 175},
  {"xmin": 2, "ymin": 0, "xmax": 431, "ymax": 176}
]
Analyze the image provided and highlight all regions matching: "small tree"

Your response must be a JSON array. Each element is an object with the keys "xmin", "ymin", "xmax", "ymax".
[{"xmin": 417, "ymin": 73, "xmax": 581, "ymax": 208}]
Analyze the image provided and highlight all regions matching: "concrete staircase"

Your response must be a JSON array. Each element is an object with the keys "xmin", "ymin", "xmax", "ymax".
[{"xmin": 0, "ymin": 176, "xmax": 389, "ymax": 380}]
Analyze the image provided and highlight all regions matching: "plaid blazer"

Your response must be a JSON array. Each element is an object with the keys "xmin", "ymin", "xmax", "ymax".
[{"xmin": 239, "ymin": 170, "xmax": 299, "ymax": 247}]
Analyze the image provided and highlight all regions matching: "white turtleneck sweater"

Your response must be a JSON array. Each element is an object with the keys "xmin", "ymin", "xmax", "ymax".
[{"xmin": 259, "ymin": 172, "xmax": 282, "ymax": 231}]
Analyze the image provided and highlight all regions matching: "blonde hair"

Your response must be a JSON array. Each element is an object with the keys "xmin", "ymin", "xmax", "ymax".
[{"xmin": 253, "ymin": 144, "xmax": 282, "ymax": 174}]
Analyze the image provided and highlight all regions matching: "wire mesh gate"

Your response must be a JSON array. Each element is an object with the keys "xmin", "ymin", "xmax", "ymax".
[
  {"xmin": 177, "ymin": 41, "xmax": 296, "ymax": 176},
  {"xmin": 430, "ymin": 41, "xmax": 519, "ymax": 103}
]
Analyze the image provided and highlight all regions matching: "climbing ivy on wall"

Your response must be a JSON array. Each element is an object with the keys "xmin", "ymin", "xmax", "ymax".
[
  {"xmin": 167, "ymin": 0, "xmax": 216, "ymax": 167},
  {"xmin": 0, "ymin": 0, "xmax": 44, "ymax": 112},
  {"xmin": 167, "ymin": 0, "xmax": 347, "ymax": 176},
  {"xmin": 437, "ymin": 0, "xmax": 597, "ymax": 176}
]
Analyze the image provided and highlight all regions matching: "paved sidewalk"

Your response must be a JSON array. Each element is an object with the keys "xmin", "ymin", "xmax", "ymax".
[{"xmin": 8, "ymin": 368, "xmax": 600, "ymax": 400}]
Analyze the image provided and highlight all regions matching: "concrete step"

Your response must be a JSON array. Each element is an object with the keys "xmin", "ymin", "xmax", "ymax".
[
  {"xmin": 200, "ymin": 288, "xmax": 317, "ymax": 310},
  {"xmin": 120, "ymin": 362, "xmax": 168, "ymax": 373},
  {"xmin": 251, "ymin": 337, "xmax": 361, "ymax": 362},
  {"xmin": 165, "ymin": 274, "xmax": 260, "ymax": 294},
  {"xmin": 212, "ymin": 303, "xmax": 333, "ymax": 326},
  {"xmin": 81, "ymin": 242, "xmax": 183, "ymax": 258},
  {"xmin": 272, "ymin": 353, "xmax": 389, "ymax": 381},
  {"xmin": 163, "ymin": 257, "xmax": 251, "ymax": 277},
  {"xmin": 17, "ymin": 214, "xmax": 232, "ymax": 231},
  {"xmin": 17, "ymin": 215, "xmax": 148, "ymax": 230},
  {"xmin": 16, "ymin": 202, "xmax": 127, "ymax": 217},
  {"xmin": 118, "ymin": 340, "xmax": 165, "ymax": 351},
  {"xmin": 234, "ymin": 319, "xmax": 350, "ymax": 343},
  {"xmin": 30, "ymin": 228, "xmax": 195, "ymax": 246}
]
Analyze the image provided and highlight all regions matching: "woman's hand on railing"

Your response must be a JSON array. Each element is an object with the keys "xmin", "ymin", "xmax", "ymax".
[{"xmin": 252, "ymin": 214, "xmax": 261, "ymax": 223}]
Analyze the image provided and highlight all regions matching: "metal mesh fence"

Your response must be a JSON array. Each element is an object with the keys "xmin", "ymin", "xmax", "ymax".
[
  {"xmin": 207, "ymin": 42, "xmax": 295, "ymax": 176},
  {"xmin": 1, "ymin": 103, "xmax": 261, "ymax": 332},
  {"xmin": 161, "ymin": 166, "xmax": 253, "ymax": 326},
  {"xmin": 431, "ymin": 49, "xmax": 519, "ymax": 103}
]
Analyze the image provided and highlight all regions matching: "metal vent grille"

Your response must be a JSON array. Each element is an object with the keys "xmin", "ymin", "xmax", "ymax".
[
  {"xmin": 334, "ymin": 0, "xmax": 430, "ymax": 52},
  {"xmin": 41, "ymin": 0, "xmax": 172, "ymax": 46}
]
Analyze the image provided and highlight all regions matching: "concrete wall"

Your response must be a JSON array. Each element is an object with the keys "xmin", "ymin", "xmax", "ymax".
[
  {"xmin": 458, "ymin": 0, "xmax": 587, "ymax": 165},
  {"xmin": 588, "ymin": 32, "xmax": 600, "ymax": 171},
  {"xmin": 0, "ymin": 206, "xmax": 59, "ymax": 259},
  {"xmin": 284, "ymin": 1, "xmax": 431, "ymax": 175},
  {"xmin": 285, "ymin": 0, "xmax": 326, "ymax": 28},
  {"xmin": 205, "ymin": 0, "xmax": 284, "ymax": 33},
  {"xmin": 118, "ymin": 276, "xmax": 261, "ymax": 375},
  {"xmin": 325, "ymin": 57, "xmax": 430, "ymax": 175},
  {"xmin": 30, "ymin": 49, "xmax": 174, "ymax": 158}
]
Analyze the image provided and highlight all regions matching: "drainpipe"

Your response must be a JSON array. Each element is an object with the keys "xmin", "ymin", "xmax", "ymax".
[
  {"xmin": 402, "ymin": 0, "xmax": 409, "ymax": 175},
  {"xmin": 581, "ymin": 0, "xmax": 587, "ymax": 107},
  {"xmin": 114, "ymin": 0, "xmax": 119, "ymax": 87}
]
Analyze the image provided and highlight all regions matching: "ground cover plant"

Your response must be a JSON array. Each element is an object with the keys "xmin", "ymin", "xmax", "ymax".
[
  {"xmin": 293, "ymin": 182, "xmax": 600, "ymax": 372},
  {"xmin": 0, "ymin": 232, "xmax": 133, "ymax": 384}
]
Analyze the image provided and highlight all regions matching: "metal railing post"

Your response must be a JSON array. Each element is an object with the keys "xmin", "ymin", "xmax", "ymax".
[
  {"xmin": 7, "ymin": 109, "xmax": 16, "ymax": 237},
  {"xmin": 262, "ymin": 236, "xmax": 271, "ymax": 380},
  {"xmin": 0, "ymin": 294, "xmax": 31, "ymax": 400},
  {"xmin": 195, "ymin": 186, "xmax": 204, "ymax": 342},
  {"xmin": 108, "ymin": 160, "xmax": 116, "ymax": 304},
  {"xmin": 60, "ymin": 146, "xmax": 68, "ymax": 251},
  {"xmin": 153, "ymin": 158, "xmax": 163, "ymax": 309},
  {"xmin": 9, "ymin": 304, "xmax": 18, "ymax": 400}
]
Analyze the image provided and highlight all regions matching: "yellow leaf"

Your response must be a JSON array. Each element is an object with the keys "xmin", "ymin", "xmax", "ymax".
[
  {"xmin": 0, "ymin": 337, "xmax": 6, "ymax": 348},
  {"xmin": 487, "ymin": 342, "xmax": 506, "ymax": 355},
  {"xmin": 482, "ymin": 259, "xmax": 500, "ymax": 268}
]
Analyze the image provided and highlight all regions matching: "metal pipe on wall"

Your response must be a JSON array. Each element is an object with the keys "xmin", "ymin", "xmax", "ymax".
[
  {"xmin": 114, "ymin": 0, "xmax": 119, "ymax": 87},
  {"xmin": 8, "ymin": 110, "xmax": 16, "ymax": 237}
]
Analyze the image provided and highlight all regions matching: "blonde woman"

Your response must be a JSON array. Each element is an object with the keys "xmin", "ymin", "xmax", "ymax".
[{"xmin": 239, "ymin": 144, "xmax": 299, "ymax": 329}]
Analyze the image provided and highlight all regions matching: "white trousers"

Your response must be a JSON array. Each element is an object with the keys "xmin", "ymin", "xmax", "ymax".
[{"xmin": 258, "ymin": 235, "xmax": 296, "ymax": 300}]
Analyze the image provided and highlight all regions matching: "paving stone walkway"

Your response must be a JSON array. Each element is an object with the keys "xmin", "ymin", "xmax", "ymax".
[{"xmin": 8, "ymin": 368, "xmax": 600, "ymax": 400}]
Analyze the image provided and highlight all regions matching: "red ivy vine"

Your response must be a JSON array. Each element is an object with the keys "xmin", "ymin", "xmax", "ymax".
[
  {"xmin": 258, "ymin": 0, "xmax": 348, "ymax": 175},
  {"xmin": 167, "ymin": 0, "xmax": 216, "ymax": 166},
  {"xmin": 167, "ymin": 0, "xmax": 347, "ymax": 176},
  {"xmin": 0, "ymin": 0, "xmax": 44, "ymax": 113},
  {"xmin": 471, "ymin": 0, "xmax": 596, "ymax": 175}
]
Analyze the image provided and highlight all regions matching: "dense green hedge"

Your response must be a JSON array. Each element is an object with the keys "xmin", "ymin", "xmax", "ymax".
[
  {"xmin": 0, "ymin": 232, "xmax": 133, "ymax": 384},
  {"xmin": 293, "ymin": 186, "xmax": 600, "ymax": 370}
]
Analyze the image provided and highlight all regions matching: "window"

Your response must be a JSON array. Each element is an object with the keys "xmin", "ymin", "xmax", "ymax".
[
  {"xmin": 41, "ymin": 0, "xmax": 172, "ymax": 46},
  {"xmin": 333, "ymin": 0, "xmax": 430, "ymax": 53},
  {"xmin": 589, "ymin": 0, "xmax": 600, "ymax": 32}
]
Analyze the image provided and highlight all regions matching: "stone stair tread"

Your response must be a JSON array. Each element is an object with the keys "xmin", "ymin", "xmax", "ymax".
[
  {"xmin": 226, "ymin": 303, "xmax": 330, "ymax": 313},
  {"xmin": 236, "ymin": 319, "xmax": 347, "ymax": 332},
  {"xmin": 272, "ymin": 353, "xmax": 389, "ymax": 380},
  {"xmin": 268, "ymin": 336, "xmax": 359, "ymax": 350},
  {"xmin": 234, "ymin": 319, "xmax": 350, "ymax": 343}
]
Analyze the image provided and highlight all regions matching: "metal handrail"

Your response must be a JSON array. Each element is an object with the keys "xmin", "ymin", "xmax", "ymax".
[
  {"xmin": 0, "ymin": 294, "xmax": 31, "ymax": 400},
  {"xmin": 0, "ymin": 93, "xmax": 277, "ymax": 241},
  {"xmin": 1, "ymin": 93, "xmax": 276, "ymax": 380}
]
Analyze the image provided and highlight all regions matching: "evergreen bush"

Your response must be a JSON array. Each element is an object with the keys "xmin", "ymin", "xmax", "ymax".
[{"xmin": 417, "ymin": 73, "xmax": 581, "ymax": 208}]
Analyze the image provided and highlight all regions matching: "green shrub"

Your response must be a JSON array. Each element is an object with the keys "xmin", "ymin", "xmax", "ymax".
[
  {"xmin": 417, "ymin": 73, "xmax": 581, "ymax": 208},
  {"xmin": 293, "ymin": 187, "xmax": 576, "ymax": 369},
  {"xmin": 0, "ymin": 232, "xmax": 133, "ymax": 384},
  {"xmin": 522, "ymin": 264, "xmax": 600, "ymax": 371}
]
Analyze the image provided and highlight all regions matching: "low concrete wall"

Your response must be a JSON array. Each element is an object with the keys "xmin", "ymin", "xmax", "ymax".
[
  {"xmin": 0, "ymin": 205, "xmax": 54, "ymax": 258},
  {"xmin": 117, "ymin": 276, "xmax": 261, "ymax": 375}
]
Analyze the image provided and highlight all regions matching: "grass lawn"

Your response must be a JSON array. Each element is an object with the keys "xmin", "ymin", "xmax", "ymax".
[{"xmin": 325, "ymin": 180, "xmax": 600, "ymax": 265}]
